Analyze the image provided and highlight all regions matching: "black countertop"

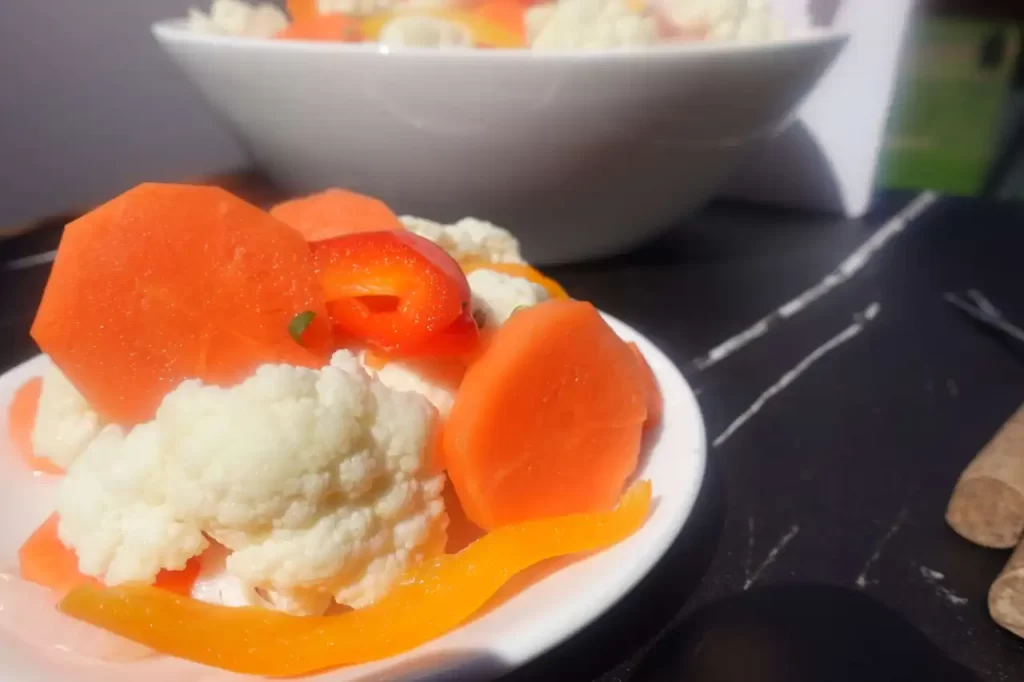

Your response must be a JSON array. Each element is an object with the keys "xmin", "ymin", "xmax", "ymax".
[{"xmin": 3, "ymin": 191, "xmax": 1024, "ymax": 682}]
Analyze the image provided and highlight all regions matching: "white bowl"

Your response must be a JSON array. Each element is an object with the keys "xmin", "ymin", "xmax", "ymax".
[
  {"xmin": 153, "ymin": 20, "xmax": 846, "ymax": 264},
  {"xmin": 0, "ymin": 314, "xmax": 706, "ymax": 682}
]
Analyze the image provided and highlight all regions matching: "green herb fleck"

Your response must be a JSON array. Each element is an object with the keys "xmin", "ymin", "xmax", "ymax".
[{"xmin": 288, "ymin": 311, "xmax": 317, "ymax": 344}]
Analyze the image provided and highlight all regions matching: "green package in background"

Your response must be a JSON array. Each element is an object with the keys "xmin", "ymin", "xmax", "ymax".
[{"xmin": 878, "ymin": 19, "xmax": 1020, "ymax": 196}]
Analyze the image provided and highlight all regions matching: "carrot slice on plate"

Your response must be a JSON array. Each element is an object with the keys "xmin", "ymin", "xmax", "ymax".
[
  {"xmin": 60, "ymin": 481, "xmax": 651, "ymax": 677},
  {"xmin": 20, "ymin": 514, "xmax": 201, "ymax": 597},
  {"xmin": 7, "ymin": 377, "xmax": 63, "ymax": 475},
  {"xmin": 444, "ymin": 299, "xmax": 647, "ymax": 530},
  {"xmin": 270, "ymin": 188, "xmax": 402, "ymax": 241},
  {"xmin": 628, "ymin": 342, "xmax": 663, "ymax": 429},
  {"xmin": 19, "ymin": 514, "xmax": 99, "ymax": 595},
  {"xmin": 30, "ymin": 183, "xmax": 332, "ymax": 425}
]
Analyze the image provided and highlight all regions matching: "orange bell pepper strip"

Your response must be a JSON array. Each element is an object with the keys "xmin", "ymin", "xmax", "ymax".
[
  {"xmin": 313, "ymin": 231, "xmax": 477, "ymax": 356},
  {"xmin": 462, "ymin": 261, "xmax": 570, "ymax": 300},
  {"xmin": 60, "ymin": 481, "xmax": 651, "ymax": 677},
  {"xmin": 7, "ymin": 377, "xmax": 64, "ymax": 475}
]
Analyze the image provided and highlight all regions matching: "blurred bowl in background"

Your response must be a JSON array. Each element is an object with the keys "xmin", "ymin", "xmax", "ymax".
[{"xmin": 153, "ymin": 21, "xmax": 847, "ymax": 264}]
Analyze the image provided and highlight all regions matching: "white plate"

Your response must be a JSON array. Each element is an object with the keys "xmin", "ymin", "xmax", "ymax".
[{"xmin": 0, "ymin": 314, "xmax": 706, "ymax": 682}]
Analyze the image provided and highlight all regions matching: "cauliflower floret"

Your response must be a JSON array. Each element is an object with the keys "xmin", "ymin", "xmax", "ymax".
[
  {"xmin": 401, "ymin": 216, "xmax": 524, "ymax": 264},
  {"xmin": 468, "ymin": 269, "xmax": 550, "ymax": 328},
  {"xmin": 190, "ymin": 544, "xmax": 266, "ymax": 608},
  {"xmin": 317, "ymin": 0, "xmax": 463, "ymax": 17},
  {"xmin": 317, "ymin": 0, "xmax": 394, "ymax": 15},
  {"xmin": 653, "ymin": 0, "xmax": 787, "ymax": 41},
  {"xmin": 729, "ymin": 9, "xmax": 787, "ymax": 41},
  {"xmin": 31, "ymin": 364, "xmax": 104, "ymax": 470},
  {"xmin": 380, "ymin": 15, "xmax": 475, "ymax": 49},
  {"xmin": 57, "ymin": 351, "xmax": 447, "ymax": 615},
  {"xmin": 530, "ymin": 0, "xmax": 658, "ymax": 50},
  {"xmin": 188, "ymin": 0, "xmax": 288, "ymax": 38},
  {"xmin": 362, "ymin": 355, "xmax": 458, "ymax": 418},
  {"xmin": 58, "ymin": 423, "xmax": 210, "ymax": 586},
  {"xmin": 191, "ymin": 543, "xmax": 335, "ymax": 614},
  {"xmin": 526, "ymin": 3, "xmax": 558, "ymax": 43}
]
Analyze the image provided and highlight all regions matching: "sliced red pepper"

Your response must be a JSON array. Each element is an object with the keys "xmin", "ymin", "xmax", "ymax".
[
  {"xmin": 360, "ymin": 311, "xmax": 479, "ymax": 369},
  {"xmin": 313, "ymin": 231, "xmax": 476, "ymax": 355},
  {"xmin": 403, "ymin": 308, "xmax": 479, "ymax": 358}
]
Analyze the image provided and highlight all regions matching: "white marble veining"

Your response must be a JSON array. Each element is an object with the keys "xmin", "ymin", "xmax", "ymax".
[
  {"xmin": 695, "ymin": 191, "xmax": 937, "ymax": 371},
  {"xmin": 713, "ymin": 302, "xmax": 880, "ymax": 447}
]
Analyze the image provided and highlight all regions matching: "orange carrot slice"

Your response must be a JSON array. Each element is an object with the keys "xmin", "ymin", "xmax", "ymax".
[
  {"xmin": 462, "ymin": 261, "xmax": 569, "ymax": 300},
  {"xmin": 30, "ymin": 184, "xmax": 332, "ymax": 425},
  {"xmin": 20, "ymin": 514, "xmax": 202, "ymax": 597},
  {"xmin": 19, "ymin": 514, "xmax": 100, "ymax": 596},
  {"xmin": 444, "ymin": 299, "xmax": 647, "ymax": 530},
  {"xmin": 286, "ymin": 0, "xmax": 320, "ymax": 22},
  {"xmin": 60, "ymin": 481, "xmax": 650, "ymax": 677},
  {"xmin": 275, "ymin": 14, "xmax": 364, "ymax": 42},
  {"xmin": 628, "ymin": 342, "xmax": 663, "ymax": 429},
  {"xmin": 7, "ymin": 377, "xmax": 63, "ymax": 475},
  {"xmin": 270, "ymin": 189, "xmax": 403, "ymax": 242}
]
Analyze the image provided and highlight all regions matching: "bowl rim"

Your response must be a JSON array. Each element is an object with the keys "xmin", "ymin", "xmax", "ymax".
[{"xmin": 152, "ymin": 17, "xmax": 849, "ymax": 61}]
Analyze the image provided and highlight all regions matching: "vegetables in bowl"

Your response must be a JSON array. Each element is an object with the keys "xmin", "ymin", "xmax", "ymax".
[{"xmin": 188, "ymin": 0, "xmax": 803, "ymax": 49}]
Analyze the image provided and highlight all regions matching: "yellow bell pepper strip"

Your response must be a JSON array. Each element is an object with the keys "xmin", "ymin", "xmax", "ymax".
[
  {"xmin": 462, "ymin": 261, "xmax": 570, "ymax": 300},
  {"xmin": 59, "ymin": 481, "xmax": 651, "ymax": 677},
  {"xmin": 362, "ymin": 9, "xmax": 527, "ymax": 48}
]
